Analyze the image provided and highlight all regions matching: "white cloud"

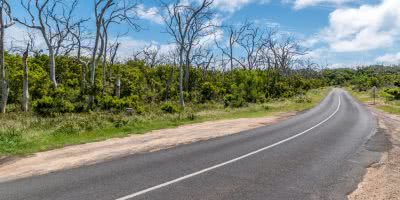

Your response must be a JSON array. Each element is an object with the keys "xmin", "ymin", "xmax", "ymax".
[
  {"xmin": 290, "ymin": 0, "xmax": 355, "ymax": 10},
  {"xmin": 317, "ymin": 0, "xmax": 400, "ymax": 52},
  {"xmin": 375, "ymin": 52, "xmax": 400, "ymax": 64},
  {"xmin": 136, "ymin": 4, "xmax": 163, "ymax": 24}
]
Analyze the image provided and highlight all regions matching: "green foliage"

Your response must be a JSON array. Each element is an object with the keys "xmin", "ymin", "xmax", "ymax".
[
  {"xmin": 1, "ymin": 51, "xmax": 398, "ymax": 116},
  {"xmin": 223, "ymin": 94, "xmax": 246, "ymax": 108},
  {"xmin": 32, "ymin": 96, "xmax": 75, "ymax": 116},
  {"xmin": 160, "ymin": 102, "xmax": 179, "ymax": 113},
  {"xmin": 97, "ymin": 95, "xmax": 144, "ymax": 114},
  {"xmin": 0, "ymin": 128, "xmax": 24, "ymax": 154},
  {"xmin": 384, "ymin": 88, "xmax": 400, "ymax": 100},
  {"xmin": 200, "ymin": 82, "xmax": 217, "ymax": 102},
  {"xmin": 394, "ymin": 80, "xmax": 400, "ymax": 87}
]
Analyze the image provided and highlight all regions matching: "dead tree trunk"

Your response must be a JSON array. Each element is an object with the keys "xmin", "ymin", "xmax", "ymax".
[
  {"xmin": 165, "ymin": 66, "xmax": 174, "ymax": 101},
  {"xmin": 115, "ymin": 76, "xmax": 120, "ymax": 98},
  {"xmin": 21, "ymin": 44, "xmax": 30, "ymax": 112},
  {"xmin": 0, "ymin": 6, "xmax": 7, "ymax": 114},
  {"xmin": 0, "ymin": 0, "xmax": 13, "ymax": 113},
  {"xmin": 178, "ymin": 47, "xmax": 185, "ymax": 107}
]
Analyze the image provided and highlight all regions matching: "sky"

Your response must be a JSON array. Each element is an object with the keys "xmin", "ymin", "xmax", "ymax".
[{"xmin": 7, "ymin": 0, "xmax": 400, "ymax": 68}]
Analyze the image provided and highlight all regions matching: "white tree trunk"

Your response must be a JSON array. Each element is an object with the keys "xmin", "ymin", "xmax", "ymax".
[
  {"xmin": 80, "ymin": 63, "xmax": 86, "ymax": 94},
  {"xmin": 178, "ymin": 47, "xmax": 185, "ymax": 108},
  {"xmin": 22, "ymin": 51, "xmax": 29, "ymax": 112},
  {"xmin": 0, "ymin": 7, "xmax": 7, "ymax": 113},
  {"xmin": 48, "ymin": 48, "xmax": 57, "ymax": 88},
  {"xmin": 115, "ymin": 77, "xmax": 120, "ymax": 98}
]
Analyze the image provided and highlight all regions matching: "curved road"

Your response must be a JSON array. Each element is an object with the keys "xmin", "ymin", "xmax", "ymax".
[{"xmin": 0, "ymin": 89, "xmax": 385, "ymax": 200}]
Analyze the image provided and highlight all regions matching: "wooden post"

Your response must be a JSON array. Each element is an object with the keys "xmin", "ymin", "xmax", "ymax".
[{"xmin": 372, "ymin": 86, "xmax": 377, "ymax": 105}]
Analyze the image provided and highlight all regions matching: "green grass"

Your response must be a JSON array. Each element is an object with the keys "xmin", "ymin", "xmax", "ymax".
[
  {"xmin": 0, "ymin": 88, "xmax": 331, "ymax": 156},
  {"xmin": 348, "ymin": 88, "xmax": 400, "ymax": 115}
]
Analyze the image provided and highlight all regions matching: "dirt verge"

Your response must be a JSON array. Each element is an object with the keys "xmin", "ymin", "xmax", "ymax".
[
  {"xmin": 0, "ymin": 112, "xmax": 295, "ymax": 183},
  {"xmin": 349, "ymin": 103, "xmax": 400, "ymax": 200}
]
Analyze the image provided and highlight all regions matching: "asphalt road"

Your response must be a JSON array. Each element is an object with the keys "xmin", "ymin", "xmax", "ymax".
[{"xmin": 0, "ymin": 88, "xmax": 387, "ymax": 200}]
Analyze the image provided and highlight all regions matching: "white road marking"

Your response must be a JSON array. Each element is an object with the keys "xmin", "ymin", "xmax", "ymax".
[{"xmin": 116, "ymin": 95, "xmax": 342, "ymax": 200}]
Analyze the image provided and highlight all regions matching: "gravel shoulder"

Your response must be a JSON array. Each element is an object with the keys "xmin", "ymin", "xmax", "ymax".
[
  {"xmin": 0, "ymin": 112, "xmax": 295, "ymax": 183},
  {"xmin": 349, "ymin": 103, "xmax": 400, "ymax": 200}
]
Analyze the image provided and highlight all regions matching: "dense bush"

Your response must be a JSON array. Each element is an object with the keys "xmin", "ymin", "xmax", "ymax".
[
  {"xmin": 385, "ymin": 88, "xmax": 400, "ymax": 100},
  {"xmin": 1, "ymin": 52, "xmax": 399, "ymax": 115},
  {"xmin": 97, "ymin": 95, "xmax": 144, "ymax": 114},
  {"xmin": 200, "ymin": 82, "xmax": 217, "ymax": 102},
  {"xmin": 394, "ymin": 81, "xmax": 400, "ymax": 87},
  {"xmin": 32, "ymin": 96, "xmax": 75, "ymax": 116},
  {"xmin": 160, "ymin": 102, "xmax": 179, "ymax": 113},
  {"xmin": 223, "ymin": 94, "xmax": 246, "ymax": 108}
]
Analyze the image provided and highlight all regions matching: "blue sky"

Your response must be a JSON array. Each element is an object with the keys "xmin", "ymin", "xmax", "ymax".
[{"xmin": 8, "ymin": 0, "xmax": 400, "ymax": 68}]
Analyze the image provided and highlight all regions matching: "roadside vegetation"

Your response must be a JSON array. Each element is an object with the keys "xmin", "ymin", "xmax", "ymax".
[
  {"xmin": 334, "ymin": 67, "xmax": 400, "ymax": 115},
  {"xmin": 349, "ymin": 87, "xmax": 400, "ymax": 115},
  {"xmin": 0, "ymin": 88, "xmax": 329, "ymax": 156}
]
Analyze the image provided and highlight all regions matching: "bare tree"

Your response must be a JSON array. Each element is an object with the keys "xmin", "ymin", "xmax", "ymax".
[
  {"xmin": 216, "ymin": 22, "xmax": 249, "ymax": 71},
  {"xmin": 142, "ymin": 44, "xmax": 161, "ymax": 68},
  {"xmin": 131, "ymin": 49, "xmax": 142, "ymax": 61},
  {"xmin": 0, "ymin": 0, "xmax": 14, "ymax": 113},
  {"xmin": 268, "ymin": 35, "xmax": 305, "ymax": 76},
  {"xmin": 15, "ymin": 0, "xmax": 79, "ymax": 88},
  {"xmin": 236, "ymin": 25, "xmax": 269, "ymax": 70},
  {"xmin": 193, "ymin": 46, "xmax": 213, "ymax": 79},
  {"xmin": 21, "ymin": 42, "xmax": 32, "ymax": 112},
  {"xmin": 9, "ymin": 32, "xmax": 37, "ymax": 112},
  {"xmin": 163, "ymin": 47, "xmax": 179, "ymax": 101},
  {"xmin": 109, "ymin": 42, "xmax": 121, "ymax": 98},
  {"xmin": 183, "ymin": 13, "xmax": 215, "ymax": 91},
  {"xmin": 70, "ymin": 19, "xmax": 91, "ymax": 95},
  {"xmin": 163, "ymin": 0, "xmax": 214, "ymax": 108},
  {"xmin": 89, "ymin": 0, "xmax": 140, "ymax": 108}
]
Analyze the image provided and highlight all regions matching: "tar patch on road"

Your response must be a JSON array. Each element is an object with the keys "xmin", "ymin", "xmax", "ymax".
[
  {"xmin": 333, "ymin": 126, "xmax": 392, "ymax": 200},
  {"xmin": 364, "ymin": 128, "xmax": 391, "ymax": 153}
]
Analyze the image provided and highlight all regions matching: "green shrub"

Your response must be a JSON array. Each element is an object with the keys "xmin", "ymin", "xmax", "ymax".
[
  {"xmin": 385, "ymin": 88, "xmax": 400, "ymax": 100},
  {"xmin": 160, "ymin": 102, "xmax": 179, "ymax": 113},
  {"xmin": 200, "ymin": 82, "xmax": 217, "ymax": 102},
  {"xmin": 223, "ymin": 94, "xmax": 245, "ymax": 108},
  {"xmin": 98, "ymin": 95, "xmax": 144, "ymax": 114},
  {"xmin": 32, "ymin": 96, "xmax": 75, "ymax": 116},
  {"xmin": 394, "ymin": 80, "xmax": 400, "ymax": 87}
]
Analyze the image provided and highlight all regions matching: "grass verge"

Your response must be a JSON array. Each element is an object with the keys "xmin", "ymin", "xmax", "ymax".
[
  {"xmin": 0, "ymin": 88, "xmax": 330, "ymax": 156},
  {"xmin": 348, "ymin": 88, "xmax": 400, "ymax": 115}
]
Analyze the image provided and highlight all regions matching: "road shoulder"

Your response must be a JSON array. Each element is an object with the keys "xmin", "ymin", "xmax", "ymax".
[{"xmin": 349, "ymin": 104, "xmax": 400, "ymax": 200}]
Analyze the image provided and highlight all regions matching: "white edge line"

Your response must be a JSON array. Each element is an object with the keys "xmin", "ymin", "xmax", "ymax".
[{"xmin": 116, "ymin": 95, "xmax": 342, "ymax": 200}]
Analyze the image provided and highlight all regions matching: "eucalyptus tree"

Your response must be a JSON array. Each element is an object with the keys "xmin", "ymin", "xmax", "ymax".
[
  {"xmin": 142, "ymin": 45, "xmax": 161, "ymax": 68},
  {"xmin": 163, "ymin": 0, "xmax": 214, "ymax": 108},
  {"xmin": 70, "ymin": 19, "xmax": 91, "ymax": 95},
  {"xmin": 183, "ymin": 13, "xmax": 215, "ymax": 91},
  {"xmin": 89, "ymin": 0, "xmax": 140, "ymax": 108},
  {"xmin": 236, "ymin": 24, "xmax": 268, "ymax": 70},
  {"xmin": 21, "ymin": 42, "xmax": 32, "ymax": 112},
  {"xmin": 15, "ymin": 0, "xmax": 80, "ymax": 88},
  {"xmin": 0, "ymin": 0, "xmax": 14, "ymax": 113},
  {"xmin": 216, "ymin": 22, "xmax": 249, "ymax": 71}
]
